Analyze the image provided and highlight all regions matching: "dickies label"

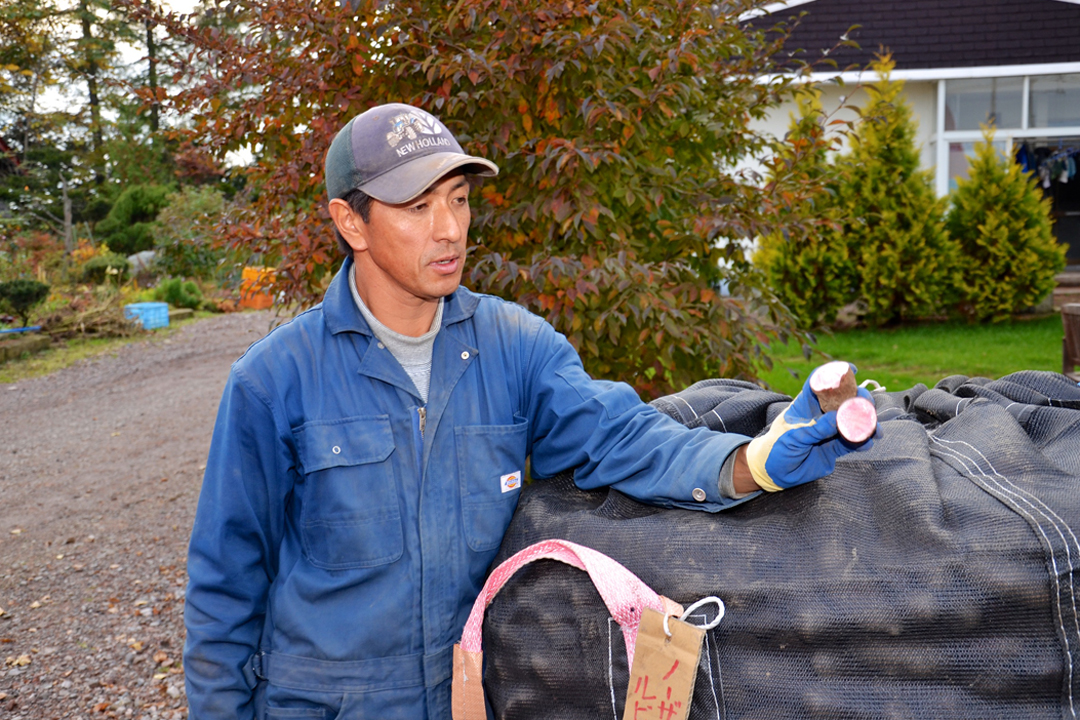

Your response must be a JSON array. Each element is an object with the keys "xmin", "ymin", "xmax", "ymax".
[{"xmin": 500, "ymin": 471, "xmax": 522, "ymax": 493}]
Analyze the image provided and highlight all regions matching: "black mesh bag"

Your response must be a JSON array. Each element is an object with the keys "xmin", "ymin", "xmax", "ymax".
[{"xmin": 481, "ymin": 372, "xmax": 1080, "ymax": 719}]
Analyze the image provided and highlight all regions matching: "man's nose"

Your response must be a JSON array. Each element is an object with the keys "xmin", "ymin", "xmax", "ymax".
[{"xmin": 431, "ymin": 199, "xmax": 464, "ymax": 243}]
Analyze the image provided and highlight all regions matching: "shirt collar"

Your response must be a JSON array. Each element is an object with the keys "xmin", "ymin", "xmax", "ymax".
[{"xmin": 322, "ymin": 256, "xmax": 481, "ymax": 336}]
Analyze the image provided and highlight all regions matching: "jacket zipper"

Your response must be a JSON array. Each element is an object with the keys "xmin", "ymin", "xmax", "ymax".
[{"xmin": 414, "ymin": 406, "xmax": 426, "ymax": 471}]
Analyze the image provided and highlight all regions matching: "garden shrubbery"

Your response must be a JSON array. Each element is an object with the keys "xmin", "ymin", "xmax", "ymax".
[
  {"xmin": 1, "ymin": 179, "xmax": 233, "ymax": 337},
  {"xmin": 0, "ymin": 279, "xmax": 50, "ymax": 327},
  {"xmin": 757, "ymin": 55, "xmax": 1062, "ymax": 329},
  {"xmin": 95, "ymin": 184, "xmax": 174, "ymax": 256},
  {"xmin": 153, "ymin": 186, "xmax": 228, "ymax": 280},
  {"xmin": 947, "ymin": 127, "xmax": 1066, "ymax": 322},
  {"xmin": 80, "ymin": 253, "xmax": 131, "ymax": 285},
  {"xmin": 756, "ymin": 89, "xmax": 855, "ymax": 329},
  {"xmin": 154, "ymin": 277, "xmax": 204, "ymax": 310}
]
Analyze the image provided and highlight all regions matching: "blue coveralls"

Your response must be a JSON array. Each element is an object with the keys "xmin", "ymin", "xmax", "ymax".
[{"xmin": 184, "ymin": 258, "xmax": 753, "ymax": 719}]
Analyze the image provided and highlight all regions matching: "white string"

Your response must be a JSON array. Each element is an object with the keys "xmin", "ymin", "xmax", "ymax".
[
  {"xmin": 664, "ymin": 596, "xmax": 726, "ymax": 636},
  {"xmin": 709, "ymin": 409, "xmax": 727, "ymax": 433},
  {"xmin": 930, "ymin": 436, "xmax": 1078, "ymax": 718},
  {"xmin": 675, "ymin": 395, "xmax": 700, "ymax": 420}
]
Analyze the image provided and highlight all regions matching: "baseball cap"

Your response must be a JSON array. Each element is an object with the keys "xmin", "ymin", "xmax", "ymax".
[{"xmin": 324, "ymin": 103, "xmax": 499, "ymax": 205}]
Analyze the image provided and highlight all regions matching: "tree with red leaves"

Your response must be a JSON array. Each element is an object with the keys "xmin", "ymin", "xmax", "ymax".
[{"xmin": 148, "ymin": 0, "xmax": 833, "ymax": 396}]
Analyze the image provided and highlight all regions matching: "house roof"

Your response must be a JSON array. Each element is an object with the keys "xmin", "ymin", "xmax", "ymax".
[{"xmin": 761, "ymin": 0, "xmax": 1080, "ymax": 71}]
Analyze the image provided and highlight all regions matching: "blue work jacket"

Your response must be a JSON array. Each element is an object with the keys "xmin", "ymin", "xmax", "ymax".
[{"xmin": 184, "ymin": 259, "xmax": 753, "ymax": 719}]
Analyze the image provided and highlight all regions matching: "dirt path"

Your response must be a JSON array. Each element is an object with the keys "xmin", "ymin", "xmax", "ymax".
[{"xmin": 0, "ymin": 311, "xmax": 278, "ymax": 720}]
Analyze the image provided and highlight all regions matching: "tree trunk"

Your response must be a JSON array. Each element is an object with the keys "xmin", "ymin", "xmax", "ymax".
[
  {"xmin": 23, "ymin": 71, "xmax": 39, "ymax": 159},
  {"xmin": 79, "ymin": 0, "xmax": 104, "ymax": 165},
  {"xmin": 60, "ymin": 172, "xmax": 75, "ymax": 254},
  {"xmin": 146, "ymin": 11, "xmax": 158, "ymax": 132}
]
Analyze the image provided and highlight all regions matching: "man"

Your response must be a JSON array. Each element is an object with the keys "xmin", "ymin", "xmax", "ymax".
[{"xmin": 184, "ymin": 103, "xmax": 876, "ymax": 719}]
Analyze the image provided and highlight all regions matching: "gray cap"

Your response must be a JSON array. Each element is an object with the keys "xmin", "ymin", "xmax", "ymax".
[{"xmin": 324, "ymin": 103, "xmax": 499, "ymax": 204}]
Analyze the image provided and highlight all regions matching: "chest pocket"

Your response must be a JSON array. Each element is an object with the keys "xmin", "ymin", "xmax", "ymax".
[
  {"xmin": 293, "ymin": 416, "xmax": 402, "ymax": 570},
  {"xmin": 456, "ymin": 416, "xmax": 529, "ymax": 552}
]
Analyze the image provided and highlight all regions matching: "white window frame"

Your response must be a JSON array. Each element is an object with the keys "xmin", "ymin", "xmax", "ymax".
[{"xmin": 932, "ymin": 67, "xmax": 1080, "ymax": 196}]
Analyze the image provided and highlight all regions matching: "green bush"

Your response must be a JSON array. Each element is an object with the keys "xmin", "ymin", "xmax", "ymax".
[
  {"xmin": 946, "ymin": 126, "xmax": 1065, "ymax": 322},
  {"xmin": 834, "ymin": 56, "xmax": 958, "ymax": 326},
  {"xmin": 153, "ymin": 186, "xmax": 228, "ymax": 280},
  {"xmin": 0, "ymin": 278, "xmax": 50, "ymax": 327},
  {"xmin": 154, "ymin": 277, "xmax": 203, "ymax": 310},
  {"xmin": 95, "ymin": 184, "xmax": 174, "ymax": 256},
  {"xmin": 80, "ymin": 253, "xmax": 131, "ymax": 285},
  {"xmin": 755, "ymin": 88, "xmax": 855, "ymax": 329}
]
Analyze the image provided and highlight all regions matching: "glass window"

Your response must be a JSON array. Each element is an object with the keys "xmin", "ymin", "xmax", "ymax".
[
  {"xmin": 1029, "ymin": 74, "xmax": 1080, "ymax": 128},
  {"xmin": 948, "ymin": 141, "xmax": 1008, "ymax": 191},
  {"xmin": 944, "ymin": 78, "xmax": 1024, "ymax": 131}
]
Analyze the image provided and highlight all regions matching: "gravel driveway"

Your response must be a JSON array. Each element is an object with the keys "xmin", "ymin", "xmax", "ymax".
[{"xmin": 0, "ymin": 311, "xmax": 278, "ymax": 719}]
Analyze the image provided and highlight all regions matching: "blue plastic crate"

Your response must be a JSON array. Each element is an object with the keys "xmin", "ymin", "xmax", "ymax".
[{"xmin": 124, "ymin": 302, "xmax": 170, "ymax": 330}]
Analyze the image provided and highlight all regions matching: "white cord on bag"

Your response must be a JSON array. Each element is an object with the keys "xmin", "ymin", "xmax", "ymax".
[{"xmin": 663, "ymin": 596, "xmax": 726, "ymax": 636}]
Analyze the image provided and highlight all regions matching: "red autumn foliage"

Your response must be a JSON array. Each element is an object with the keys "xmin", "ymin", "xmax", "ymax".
[{"xmin": 137, "ymin": 0, "xmax": 836, "ymax": 396}]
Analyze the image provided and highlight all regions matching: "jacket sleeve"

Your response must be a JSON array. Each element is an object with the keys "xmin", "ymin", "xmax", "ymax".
[
  {"xmin": 183, "ymin": 367, "xmax": 294, "ymax": 719},
  {"xmin": 523, "ymin": 320, "xmax": 758, "ymax": 511}
]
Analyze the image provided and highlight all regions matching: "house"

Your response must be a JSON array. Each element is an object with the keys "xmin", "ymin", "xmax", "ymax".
[{"xmin": 752, "ymin": 0, "xmax": 1080, "ymax": 264}]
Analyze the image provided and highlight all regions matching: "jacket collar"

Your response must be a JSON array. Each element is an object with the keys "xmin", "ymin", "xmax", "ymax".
[{"xmin": 322, "ymin": 257, "xmax": 481, "ymax": 336}]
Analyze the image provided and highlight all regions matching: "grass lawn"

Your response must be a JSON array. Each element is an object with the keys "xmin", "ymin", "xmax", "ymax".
[{"xmin": 759, "ymin": 314, "xmax": 1068, "ymax": 398}]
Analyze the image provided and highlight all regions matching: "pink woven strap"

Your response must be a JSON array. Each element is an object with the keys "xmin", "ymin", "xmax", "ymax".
[{"xmin": 458, "ymin": 539, "xmax": 682, "ymax": 667}]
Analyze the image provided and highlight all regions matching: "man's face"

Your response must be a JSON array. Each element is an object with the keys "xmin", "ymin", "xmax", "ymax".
[{"xmin": 351, "ymin": 173, "xmax": 471, "ymax": 307}]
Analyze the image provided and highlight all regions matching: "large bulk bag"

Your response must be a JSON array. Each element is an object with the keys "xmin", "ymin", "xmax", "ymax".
[{"xmin": 481, "ymin": 371, "xmax": 1080, "ymax": 719}]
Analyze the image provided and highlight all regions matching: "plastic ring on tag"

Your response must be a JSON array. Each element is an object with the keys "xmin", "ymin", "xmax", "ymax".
[
  {"xmin": 679, "ymin": 596, "xmax": 726, "ymax": 630},
  {"xmin": 662, "ymin": 612, "xmax": 674, "ymax": 638}
]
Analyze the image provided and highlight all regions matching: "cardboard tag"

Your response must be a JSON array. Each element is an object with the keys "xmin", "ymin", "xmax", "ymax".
[{"xmin": 622, "ymin": 607, "xmax": 704, "ymax": 720}]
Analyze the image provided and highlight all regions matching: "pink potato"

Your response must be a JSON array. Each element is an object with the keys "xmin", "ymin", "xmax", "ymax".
[
  {"xmin": 836, "ymin": 396, "xmax": 878, "ymax": 444},
  {"xmin": 809, "ymin": 361, "xmax": 857, "ymax": 413},
  {"xmin": 809, "ymin": 361, "xmax": 878, "ymax": 443}
]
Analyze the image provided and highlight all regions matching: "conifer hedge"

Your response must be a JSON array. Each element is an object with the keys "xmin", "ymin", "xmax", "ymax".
[
  {"xmin": 755, "ymin": 89, "xmax": 854, "ymax": 329},
  {"xmin": 946, "ymin": 127, "xmax": 1065, "ymax": 322},
  {"xmin": 833, "ymin": 56, "xmax": 957, "ymax": 327}
]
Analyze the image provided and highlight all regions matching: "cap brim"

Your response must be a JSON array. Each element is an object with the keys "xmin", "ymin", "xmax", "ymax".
[{"xmin": 359, "ymin": 152, "xmax": 499, "ymax": 205}]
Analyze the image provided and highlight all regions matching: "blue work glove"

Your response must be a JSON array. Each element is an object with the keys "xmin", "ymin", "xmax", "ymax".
[{"xmin": 746, "ymin": 365, "xmax": 880, "ymax": 491}]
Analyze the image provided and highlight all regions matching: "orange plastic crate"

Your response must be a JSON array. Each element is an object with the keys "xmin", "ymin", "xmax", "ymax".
[{"xmin": 239, "ymin": 267, "xmax": 275, "ymax": 310}]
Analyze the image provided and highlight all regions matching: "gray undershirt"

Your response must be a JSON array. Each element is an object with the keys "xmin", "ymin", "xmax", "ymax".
[{"xmin": 349, "ymin": 270, "xmax": 442, "ymax": 404}]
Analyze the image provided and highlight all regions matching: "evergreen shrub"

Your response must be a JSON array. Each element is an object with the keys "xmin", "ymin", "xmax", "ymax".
[
  {"xmin": 80, "ymin": 253, "xmax": 131, "ymax": 285},
  {"xmin": 155, "ymin": 277, "xmax": 203, "ymax": 310},
  {"xmin": 946, "ymin": 126, "xmax": 1065, "ymax": 322},
  {"xmin": 95, "ymin": 184, "xmax": 174, "ymax": 256},
  {"xmin": 834, "ymin": 56, "xmax": 958, "ymax": 326},
  {"xmin": 0, "ymin": 279, "xmax": 50, "ymax": 327},
  {"xmin": 755, "ymin": 88, "xmax": 854, "ymax": 329}
]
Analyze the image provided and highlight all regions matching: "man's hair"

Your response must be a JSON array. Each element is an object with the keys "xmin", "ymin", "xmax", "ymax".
[{"xmin": 334, "ymin": 188, "xmax": 373, "ymax": 257}]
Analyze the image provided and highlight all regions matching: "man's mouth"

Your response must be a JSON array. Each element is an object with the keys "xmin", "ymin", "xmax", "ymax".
[{"xmin": 431, "ymin": 256, "xmax": 461, "ymax": 274}]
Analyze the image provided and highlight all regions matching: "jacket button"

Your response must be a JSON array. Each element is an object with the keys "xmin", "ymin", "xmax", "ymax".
[
  {"xmin": 692, "ymin": 488, "xmax": 707, "ymax": 502},
  {"xmin": 461, "ymin": 351, "xmax": 470, "ymax": 360},
  {"xmin": 332, "ymin": 446, "xmax": 341, "ymax": 455},
  {"xmin": 377, "ymin": 342, "xmax": 385, "ymax": 349}
]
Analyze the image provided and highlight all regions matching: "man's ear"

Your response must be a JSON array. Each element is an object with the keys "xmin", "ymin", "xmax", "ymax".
[{"xmin": 328, "ymin": 198, "xmax": 369, "ymax": 253}]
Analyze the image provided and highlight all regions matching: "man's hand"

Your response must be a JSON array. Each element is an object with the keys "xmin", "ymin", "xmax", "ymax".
[{"xmin": 734, "ymin": 364, "xmax": 881, "ymax": 493}]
